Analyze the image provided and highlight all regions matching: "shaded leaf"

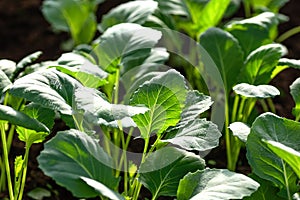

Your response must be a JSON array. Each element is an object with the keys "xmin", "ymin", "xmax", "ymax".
[
  {"xmin": 38, "ymin": 129, "xmax": 119, "ymax": 198},
  {"xmin": 246, "ymin": 113, "xmax": 300, "ymax": 197},
  {"xmin": 99, "ymin": 1, "xmax": 158, "ymax": 32},
  {"xmin": 177, "ymin": 169, "xmax": 259, "ymax": 200},
  {"xmin": 27, "ymin": 188, "xmax": 51, "ymax": 200},
  {"xmin": 245, "ymin": 174, "xmax": 284, "ymax": 200},
  {"xmin": 129, "ymin": 69, "xmax": 187, "ymax": 138},
  {"xmin": 264, "ymin": 140, "xmax": 300, "ymax": 179},
  {"xmin": 10, "ymin": 68, "xmax": 82, "ymax": 115},
  {"xmin": 139, "ymin": 147, "xmax": 205, "ymax": 198},
  {"xmin": 24, "ymin": 103, "xmax": 56, "ymax": 130},
  {"xmin": 233, "ymin": 83, "xmax": 280, "ymax": 98},
  {"xmin": 228, "ymin": 122, "xmax": 250, "ymax": 142},
  {"xmin": 0, "ymin": 105, "xmax": 49, "ymax": 132},
  {"xmin": 238, "ymin": 44, "xmax": 287, "ymax": 85},
  {"xmin": 290, "ymin": 78, "xmax": 300, "ymax": 119},
  {"xmin": 200, "ymin": 28, "xmax": 244, "ymax": 93}
]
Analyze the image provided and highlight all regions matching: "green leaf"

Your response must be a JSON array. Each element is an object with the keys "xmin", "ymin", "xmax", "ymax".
[
  {"xmin": 228, "ymin": 122, "xmax": 250, "ymax": 142},
  {"xmin": 163, "ymin": 118, "xmax": 221, "ymax": 151},
  {"xmin": 155, "ymin": 0, "xmax": 189, "ymax": 16},
  {"xmin": 129, "ymin": 69, "xmax": 187, "ymax": 138},
  {"xmin": 233, "ymin": 83, "xmax": 280, "ymax": 98},
  {"xmin": 277, "ymin": 58, "xmax": 300, "ymax": 70},
  {"xmin": 290, "ymin": 78, "xmax": 300, "ymax": 119},
  {"xmin": 238, "ymin": 44, "xmax": 287, "ymax": 85},
  {"xmin": 249, "ymin": 0, "xmax": 289, "ymax": 12},
  {"xmin": 0, "ymin": 105, "xmax": 49, "ymax": 132},
  {"xmin": 38, "ymin": 129, "xmax": 119, "ymax": 198},
  {"xmin": 176, "ymin": 90, "xmax": 213, "ymax": 128},
  {"xmin": 42, "ymin": 0, "xmax": 103, "ymax": 44},
  {"xmin": 246, "ymin": 113, "xmax": 300, "ymax": 197},
  {"xmin": 226, "ymin": 12, "xmax": 278, "ymax": 56},
  {"xmin": 99, "ymin": 1, "xmax": 158, "ymax": 32},
  {"xmin": 56, "ymin": 52, "xmax": 108, "ymax": 88},
  {"xmin": 16, "ymin": 126, "xmax": 48, "ymax": 146},
  {"xmin": 139, "ymin": 147, "xmax": 205, "ymax": 198},
  {"xmin": 9, "ymin": 68, "xmax": 82, "ymax": 115},
  {"xmin": 0, "ymin": 70, "xmax": 12, "ymax": 96},
  {"xmin": 80, "ymin": 177, "xmax": 124, "ymax": 200},
  {"xmin": 264, "ymin": 140, "xmax": 300, "ymax": 179},
  {"xmin": 12, "ymin": 51, "xmax": 42, "ymax": 80},
  {"xmin": 93, "ymin": 23, "xmax": 162, "ymax": 73},
  {"xmin": 200, "ymin": 28, "xmax": 244, "ymax": 94},
  {"xmin": 16, "ymin": 51, "xmax": 42, "ymax": 70},
  {"xmin": 23, "ymin": 103, "xmax": 56, "ymax": 130},
  {"xmin": 27, "ymin": 188, "xmax": 51, "ymax": 200},
  {"xmin": 194, "ymin": 0, "xmax": 231, "ymax": 34},
  {"xmin": 177, "ymin": 169, "xmax": 259, "ymax": 200},
  {"xmin": 74, "ymin": 87, "xmax": 148, "ymax": 127},
  {"xmin": 245, "ymin": 174, "xmax": 284, "ymax": 200}
]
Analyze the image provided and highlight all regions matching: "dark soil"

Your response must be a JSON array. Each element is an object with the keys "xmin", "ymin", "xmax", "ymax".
[{"xmin": 0, "ymin": 0, "xmax": 299, "ymax": 199}]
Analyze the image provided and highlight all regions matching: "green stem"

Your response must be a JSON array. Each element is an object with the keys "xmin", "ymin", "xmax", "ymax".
[
  {"xmin": 276, "ymin": 26, "xmax": 300, "ymax": 43},
  {"xmin": 267, "ymin": 98, "xmax": 276, "ymax": 113},
  {"xmin": 231, "ymin": 95, "xmax": 240, "ymax": 122},
  {"xmin": 132, "ymin": 137, "xmax": 150, "ymax": 200},
  {"xmin": 243, "ymin": 0, "xmax": 251, "ymax": 18},
  {"xmin": 237, "ymin": 97, "xmax": 246, "ymax": 121},
  {"xmin": 296, "ymin": 114, "xmax": 300, "ymax": 122},
  {"xmin": 281, "ymin": 160, "xmax": 292, "ymax": 200},
  {"xmin": 17, "ymin": 146, "xmax": 30, "ymax": 200},
  {"xmin": 259, "ymin": 99, "xmax": 269, "ymax": 112},
  {"xmin": 0, "ymin": 123, "xmax": 14, "ymax": 200},
  {"xmin": 225, "ymin": 99, "xmax": 233, "ymax": 170}
]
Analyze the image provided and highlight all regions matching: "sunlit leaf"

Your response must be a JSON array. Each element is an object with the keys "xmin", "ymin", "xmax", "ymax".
[
  {"xmin": 233, "ymin": 83, "xmax": 280, "ymax": 98},
  {"xmin": 129, "ymin": 69, "xmax": 186, "ymax": 138},
  {"xmin": 93, "ymin": 23, "xmax": 161, "ymax": 73},
  {"xmin": 10, "ymin": 68, "xmax": 82, "ymax": 115},
  {"xmin": 264, "ymin": 140, "xmax": 300, "ymax": 179},
  {"xmin": 99, "ymin": 1, "xmax": 158, "ymax": 32},
  {"xmin": 226, "ymin": 12, "xmax": 278, "ymax": 56},
  {"xmin": 177, "ymin": 169, "xmax": 259, "ymax": 200},
  {"xmin": 80, "ymin": 177, "xmax": 124, "ymax": 200},
  {"xmin": 228, "ymin": 122, "xmax": 250, "ymax": 143},
  {"xmin": 238, "ymin": 44, "xmax": 286, "ymax": 85},
  {"xmin": 163, "ymin": 118, "xmax": 221, "ymax": 151},
  {"xmin": 56, "ymin": 52, "xmax": 108, "ymax": 88}
]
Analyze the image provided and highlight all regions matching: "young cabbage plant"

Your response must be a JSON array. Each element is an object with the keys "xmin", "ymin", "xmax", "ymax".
[
  {"xmin": 0, "ymin": 105, "xmax": 50, "ymax": 200},
  {"xmin": 227, "ymin": 83, "xmax": 280, "ymax": 170},
  {"xmin": 42, "ymin": 0, "xmax": 105, "ymax": 46},
  {"xmin": 246, "ymin": 112, "xmax": 300, "ymax": 200},
  {"xmin": 0, "ymin": 24, "xmax": 254, "ymax": 199},
  {"xmin": 0, "ymin": 51, "xmax": 49, "ymax": 194}
]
